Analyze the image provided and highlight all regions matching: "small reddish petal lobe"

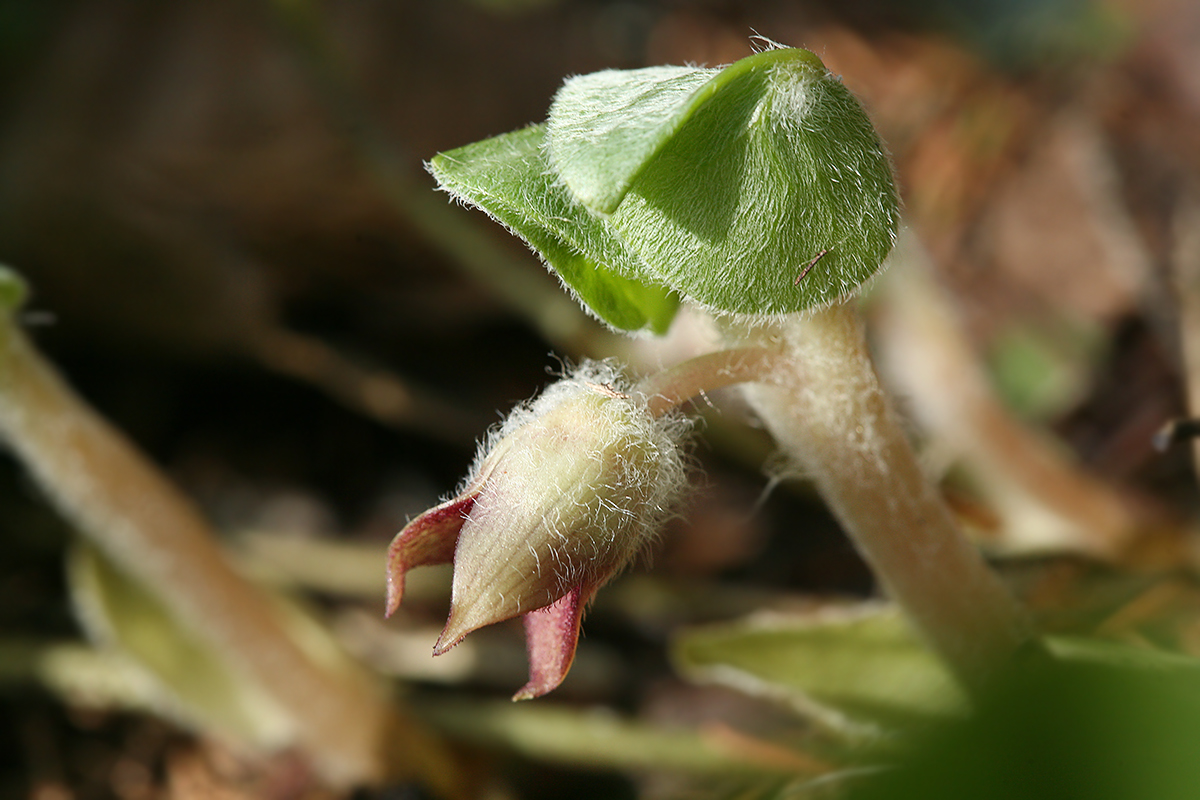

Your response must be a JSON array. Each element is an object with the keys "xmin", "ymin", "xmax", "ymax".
[
  {"xmin": 385, "ymin": 493, "xmax": 474, "ymax": 616},
  {"xmin": 513, "ymin": 584, "xmax": 588, "ymax": 701}
]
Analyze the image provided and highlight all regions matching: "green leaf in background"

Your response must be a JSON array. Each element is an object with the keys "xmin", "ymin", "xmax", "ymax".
[
  {"xmin": 1043, "ymin": 634, "xmax": 1200, "ymax": 674},
  {"xmin": 845, "ymin": 659, "xmax": 1200, "ymax": 800},
  {"xmin": 67, "ymin": 542, "xmax": 295, "ymax": 746},
  {"xmin": 0, "ymin": 264, "xmax": 28, "ymax": 315},
  {"xmin": 428, "ymin": 124, "xmax": 680, "ymax": 334},
  {"xmin": 672, "ymin": 604, "xmax": 966, "ymax": 734},
  {"xmin": 418, "ymin": 697, "xmax": 819, "ymax": 779},
  {"xmin": 986, "ymin": 320, "xmax": 1105, "ymax": 421}
]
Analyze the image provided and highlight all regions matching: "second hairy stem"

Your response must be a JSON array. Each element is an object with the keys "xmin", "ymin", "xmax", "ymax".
[
  {"xmin": 730, "ymin": 302, "xmax": 1030, "ymax": 691},
  {"xmin": 636, "ymin": 345, "xmax": 783, "ymax": 417},
  {"xmin": 0, "ymin": 303, "xmax": 461, "ymax": 792}
]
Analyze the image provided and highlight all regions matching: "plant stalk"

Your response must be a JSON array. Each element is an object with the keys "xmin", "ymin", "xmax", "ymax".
[
  {"xmin": 0, "ymin": 309, "xmax": 453, "ymax": 789},
  {"xmin": 733, "ymin": 302, "xmax": 1030, "ymax": 691}
]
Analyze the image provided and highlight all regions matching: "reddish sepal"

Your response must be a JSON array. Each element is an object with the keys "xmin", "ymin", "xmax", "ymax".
[
  {"xmin": 385, "ymin": 493, "xmax": 474, "ymax": 616},
  {"xmin": 513, "ymin": 584, "xmax": 587, "ymax": 701}
]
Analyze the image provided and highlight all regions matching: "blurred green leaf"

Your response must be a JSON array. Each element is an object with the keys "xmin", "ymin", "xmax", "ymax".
[
  {"xmin": 846, "ymin": 658, "xmax": 1200, "ymax": 800},
  {"xmin": 986, "ymin": 320, "xmax": 1104, "ymax": 420},
  {"xmin": 1044, "ymin": 634, "xmax": 1200, "ymax": 674},
  {"xmin": 419, "ymin": 697, "xmax": 819, "ymax": 778},
  {"xmin": 0, "ymin": 265, "xmax": 28, "ymax": 315},
  {"xmin": 4, "ymin": 639, "xmax": 182, "ymax": 714},
  {"xmin": 672, "ymin": 604, "xmax": 967, "ymax": 734},
  {"xmin": 67, "ymin": 542, "xmax": 294, "ymax": 746}
]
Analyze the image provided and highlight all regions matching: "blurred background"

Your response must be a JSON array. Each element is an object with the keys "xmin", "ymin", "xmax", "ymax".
[{"xmin": 3, "ymin": 0, "xmax": 1200, "ymax": 797}]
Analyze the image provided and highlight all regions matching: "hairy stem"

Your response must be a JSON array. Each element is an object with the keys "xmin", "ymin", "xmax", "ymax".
[
  {"xmin": 733, "ymin": 302, "xmax": 1030, "ymax": 691},
  {"xmin": 636, "ymin": 345, "xmax": 782, "ymax": 417},
  {"xmin": 0, "ymin": 309, "xmax": 455, "ymax": 789}
]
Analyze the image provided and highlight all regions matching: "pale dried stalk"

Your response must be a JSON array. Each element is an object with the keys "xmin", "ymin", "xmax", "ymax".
[
  {"xmin": 874, "ymin": 237, "xmax": 1137, "ymax": 558},
  {"xmin": 247, "ymin": 324, "xmax": 482, "ymax": 446},
  {"xmin": 1172, "ymin": 195, "xmax": 1200, "ymax": 481},
  {"xmin": 735, "ymin": 302, "xmax": 1030, "ymax": 690},
  {"xmin": 0, "ymin": 315, "xmax": 401, "ymax": 787}
]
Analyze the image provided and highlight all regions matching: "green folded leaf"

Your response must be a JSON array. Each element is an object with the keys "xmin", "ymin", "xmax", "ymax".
[
  {"xmin": 601, "ymin": 48, "xmax": 898, "ymax": 316},
  {"xmin": 672, "ymin": 604, "xmax": 966, "ymax": 734},
  {"xmin": 428, "ymin": 124, "xmax": 680, "ymax": 334},
  {"xmin": 546, "ymin": 66, "xmax": 716, "ymax": 214},
  {"xmin": 430, "ymin": 46, "xmax": 900, "ymax": 326}
]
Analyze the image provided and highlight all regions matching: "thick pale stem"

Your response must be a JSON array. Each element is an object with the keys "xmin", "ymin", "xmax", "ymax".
[
  {"xmin": 0, "ymin": 316, "xmax": 423, "ymax": 787},
  {"xmin": 735, "ymin": 302, "xmax": 1029, "ymax": 690}
]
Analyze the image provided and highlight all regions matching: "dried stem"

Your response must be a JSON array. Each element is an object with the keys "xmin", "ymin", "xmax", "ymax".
[
  {"xmin": 1172, "ymin": 194, "xmax": 1200, "ymax": 482},
  {"xmin": 0, "ymin": 303, "xmax": 456, "ymax": 790},
  {"xmin": 247, "ymin": 324, "xmax": 483, "ymax": 446},
  {"xmin": 874, "ymin": 236, "xmax": 1137, "ymax": 558},
  {"xmin": 265, "ymin": 0, "xmax": 612, "ymax": 356},
  {"xmin": 732, "ymin": 302, "xmax": 1031, "ymax": 692}
]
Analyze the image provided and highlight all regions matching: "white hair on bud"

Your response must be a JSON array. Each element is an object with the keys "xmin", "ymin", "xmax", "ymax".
[{"xmin": 460, "ymin": 359, "xmax": 693, "ymax": 594}]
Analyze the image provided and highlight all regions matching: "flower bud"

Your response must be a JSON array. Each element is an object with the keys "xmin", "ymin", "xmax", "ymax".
[{"xmin": 386, "ymin": 361, "xmax": 690, "ymax": 698}]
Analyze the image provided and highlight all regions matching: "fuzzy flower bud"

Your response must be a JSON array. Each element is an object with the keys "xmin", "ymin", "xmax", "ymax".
[{"xmin": 386, "ymin": 361, "xmax": 690, "ymax": 699}]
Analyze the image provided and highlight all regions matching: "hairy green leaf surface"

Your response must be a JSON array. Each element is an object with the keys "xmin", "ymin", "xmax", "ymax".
[
  {"xmin": 603, "ymin": 49, "xmax": 897, "ymax": 315},
  {"xmin": 430, "ymin": 46, "xmax": 898, "ymax": 325},
  {"xmin": 428, "ymin": 124, "xmax": 680, "ymax": 334},
  {"xmin": 546, "ymin": 66, "xmax": 716, "ymax": 214},
  {"xmin": 673, "ymin": 605, "xmax": 966, "ymax": 733}
]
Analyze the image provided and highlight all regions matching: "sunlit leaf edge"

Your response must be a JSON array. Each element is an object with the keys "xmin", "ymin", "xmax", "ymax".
[{"xmin": 428, "ymin": 124, "xmax": 680, "ymax": 334}]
